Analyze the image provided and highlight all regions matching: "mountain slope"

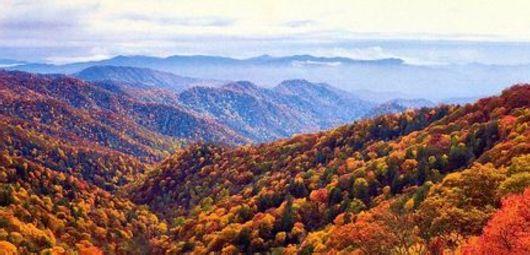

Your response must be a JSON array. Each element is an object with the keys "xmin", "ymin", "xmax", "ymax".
[
  {"xmin": 0, "ymin": 71, "xmax": 247, "ymax": 155},
  {"xmin": 274, "ymin": 79, "xmax": 373, "ymax": 125},
  {"xmin": 178, "ymin": 80, "xmax": 373, "ymax": 142},
  {"xmin": 2, "ymin": 68, "xmax": 529, "ymax": 254},
  {"xmin": 75, "ymin": 66, "xmax": 378, "ymax": 142},
  {"xmin": 132, "ymin": 85, "xmax": 530, "ymax": 254},
  {"xmin": 0, "ymin": 148, "xmax": 169, "ymax": 254},
  {"xmin": 179, "ymin": 84, "xmax": 312, "ymax": 141}
]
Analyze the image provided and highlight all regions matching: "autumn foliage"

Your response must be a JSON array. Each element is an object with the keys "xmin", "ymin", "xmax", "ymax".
[
  {"xmin": 463, "ymin": 188, "xmax": 530, "ymax": 255},
  {"xmin": 1, "ymin": 70, "xmax": 530, "ymax": 254}
]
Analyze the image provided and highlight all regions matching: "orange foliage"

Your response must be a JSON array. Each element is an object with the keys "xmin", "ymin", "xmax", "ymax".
[
  {"xmin": 309, "ymin": 188, "xmax": 329, "ymax": 204},
  {"xmin": 463, "ymin": 188, "xmax": 530, "ymax": 255},
  {"xmin": 0, "ymin": 241, "xmax": 17, "ymax": 255}
]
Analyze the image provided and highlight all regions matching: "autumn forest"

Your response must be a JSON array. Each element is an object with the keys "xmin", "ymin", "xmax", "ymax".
[{"xmin": 0, "ymin": 67, "xmax": 529, "ymax": 254}]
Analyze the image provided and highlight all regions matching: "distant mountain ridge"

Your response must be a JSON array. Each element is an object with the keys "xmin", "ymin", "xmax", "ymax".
[
  {"xmin": 6, "ymin": 54, "xmax": 404, "ymax": 74},
  {"xmin": 70, "ymin": 65, "xmax": 444, "ymax": 142},
  {"xmin": 75, "ymin": 65, "xmax": 202, "ymax": 92},
  {"xmin": 7, "ymin": 53, "xmax": 530, "ymax": 100}
]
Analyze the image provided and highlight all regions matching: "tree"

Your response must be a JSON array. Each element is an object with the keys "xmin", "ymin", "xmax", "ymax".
[
  {"xmin": 327, "ymin": 211, "xmax": 398, "ymax": 254},
  {"xmin": 309, "ymin": 189, "xmax": 328, "ymax": 204},
  {"xmin": 508, "ymin": 154, "xmax": 530, "ymax": 175},
  {"xmin": 415, "ymin": 163, "xmax": 505, "ymax": 243},
  {"xmin": 499, "ymin": 173, "xmax": 530, "ymax": 195},
  {"xmin": 498, "ymin": 154, "xmax": 530, "ymax": 195},
  {"xmin": 353, "ymin": 178, "xmax": 370, "ymax": 205},
  {"xmin": 276, "ymin": 196, "xmax": 295, "ymax": 233},
  {"xmin": 0, "ymin": 241, "xmax": 17, "ymax": 255},
  {"xmin": 463, "ymin": 188, "xmax": 530, "ymax": 255}
]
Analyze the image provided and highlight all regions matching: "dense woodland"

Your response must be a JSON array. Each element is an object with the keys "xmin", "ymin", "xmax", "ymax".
[{"xmin": 0, "ymin": 70, "xmax": 530, "ymax": 254}]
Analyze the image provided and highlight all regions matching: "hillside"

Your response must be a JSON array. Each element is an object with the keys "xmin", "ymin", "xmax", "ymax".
[
  {"xmin": 179, "ymin": 80, "xmax": 373, "ymax": 141},
  {"xmin": 274, "ymin": 79, "xmax": 372, "ymax": 123},
  {"xmin": 0, "ymin": 70, "xmax": 248, "ymax": 188},
  {"xmin": 132, "ymin": 85, "xmax": 530, "ymax": 254},
  {"xmin": 1, "ymin": 71, "xmax": 529, "ymax": 254},
  {"xmin": 74, "ymin": 66, "xmax": 381, "ymax": 142},
  {"xmin": 0, "ymin": 146, "xmax": 171, "ymax": 253}
]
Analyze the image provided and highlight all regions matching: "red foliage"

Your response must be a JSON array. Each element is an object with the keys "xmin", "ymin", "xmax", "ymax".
[
  {"xmin": 309, "ymin": 188, "xmax": 329, "ymax": 204},
  {"xmin": 463, "ymin": 188, "xmax": 530, "ymax": 255}
]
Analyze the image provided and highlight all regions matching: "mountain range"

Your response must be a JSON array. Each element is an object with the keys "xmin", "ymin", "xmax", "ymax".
[
  {"xmin": 7, "ymin": 54, "xmax": 403, "ymax": 75},
  {"xmin": 1, "ymin": 68, "xmax": 529, "ymax": 253},
  {"xmin": 77, "ymin": 65, "xmax": 444, "ymax": 140},
  {"xmin": 6, "ymin": 54, "xmax": 530, "ymax": 100}
]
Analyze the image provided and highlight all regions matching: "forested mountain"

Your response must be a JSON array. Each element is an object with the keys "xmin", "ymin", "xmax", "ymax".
[
  {"xmin": 132, "ymin": 84, "xmax": 530, "ymax": 254},
  {"xmin": 73, "ymin": 66, "xmax": 376, "ymax": 141},
  {"xmin": 0, "ymin": 70, "xmax": 248, "ymax": 161},
  {"xmin": 1, "ymin": 68, "xmax": 529, "ymax": 254},
  {"xmin": 179, "ymin": 80, "xmax": 373, "ymax": 141},
  {"xmin": 0, "ymin": 69, "xmax": 376, "ymax": 146}
]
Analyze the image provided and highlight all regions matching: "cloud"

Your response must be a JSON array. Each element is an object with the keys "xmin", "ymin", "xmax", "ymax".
[
  {"xmin": 282, "ymin": 20, "xmax": 316, "ymax": 28},
  {"xmin": 46, "ymin": 54, "xmax": 111, "ymax": 65},
  {"xmin": 116, "ymin": 14, "xmax": 235, "ymax": 27},
  {"xmin": 2, "ymin": 0, "xmax": 530, "ymax": 63},
  {"xmin": 1, "ymin": 19, "xmax": 75, "ymax": 31}
]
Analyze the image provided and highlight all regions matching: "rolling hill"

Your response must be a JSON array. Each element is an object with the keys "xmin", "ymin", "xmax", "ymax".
[
  {"xmin": 73, "ymin": 65, "xmax": 377, "ymax": 142},
  {"xmin": 1, "ymin": 68, "xmax": 529, "ymax": 254},
  {"xmin": 132, "ymin": 84, "xmax": 530, "ymax": 254},
  {"xmin": 0, "ymin": 70, "xmax": 248, "ymax": 161}
]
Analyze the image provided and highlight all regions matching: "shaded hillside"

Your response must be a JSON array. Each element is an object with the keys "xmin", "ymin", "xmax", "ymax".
[
  {"xmin": 0, "ymin": 71, "xmax": 249, "ymax": 159},
  {"xmin": 178, "ymin": 82, "xmax": 316, "ymax": 141},
  {"xmin": 0, "ymin": 150, "xmax": 169, "ymax": 254},
  {"xmin": 179, "ymin": 80, "xmax": 373, "ymax": 141},
  {"xmin": 75, "ymin": 66, "xmax": 380, "ymax": 143},
  {"xmin": 273, "ymin": 79, "xmax": 372, "ymax": 125},
  {"xmin": 132, "ymin": 85, "xmax": 530, "ymax": 254}
]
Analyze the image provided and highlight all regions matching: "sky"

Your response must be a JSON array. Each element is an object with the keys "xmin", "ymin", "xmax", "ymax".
[{"xmin": 3, "ymin": 0, "xmax": 530, "ymax": 64}]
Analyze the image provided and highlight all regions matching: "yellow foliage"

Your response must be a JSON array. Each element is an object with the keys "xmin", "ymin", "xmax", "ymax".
[{"xmin": 404, "ymin": 198, "xmax": 415, "ymax": 212}]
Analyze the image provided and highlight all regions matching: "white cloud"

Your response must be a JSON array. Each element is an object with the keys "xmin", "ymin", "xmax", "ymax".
[
  {"xmin": 3, "ymin": 0, "xmax": 530, "ymax": 62},
  {"xmin": 45, "ymin": 54, "xmax": 111, "ymax": 65}
]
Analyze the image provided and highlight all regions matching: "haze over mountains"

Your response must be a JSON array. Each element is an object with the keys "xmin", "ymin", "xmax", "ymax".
[
  {"xmin": 2, "ymin": 66, "xmax": 530, "ymax": 253},
  {"xmin": 6, "ymin": 53, "xmax": 530, "ymax": 101},
  {"xmin": 3, "ymin": 1, "xmax": 530, "ymax": 253}
]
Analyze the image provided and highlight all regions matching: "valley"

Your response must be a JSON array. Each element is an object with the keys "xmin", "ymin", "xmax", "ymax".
[{"xmin": 1, "ymin": 66, "xmax": 529, "ymax": 254}]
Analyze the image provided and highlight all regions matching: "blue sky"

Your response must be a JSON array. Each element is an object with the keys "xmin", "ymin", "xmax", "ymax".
[{"xmin": 2, "ymin": 0, "xmax": 530, "ymax": 64}]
